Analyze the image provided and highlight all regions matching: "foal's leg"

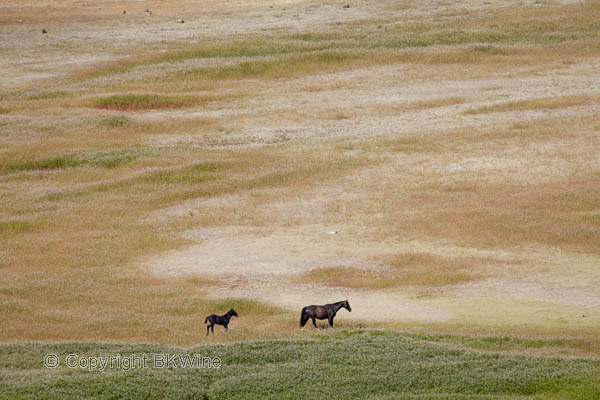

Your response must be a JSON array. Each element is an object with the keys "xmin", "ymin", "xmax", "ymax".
[
  {"xmin": 224, "ymin": 323, "xmax": 228, "ymax": 331},
  {"xmin": 206, "ymin": 324, "xmax": 210, "ymax": 336},
  {"xmin": 211, "ymin": 324, "xmax": 215, "ymax": 335}
]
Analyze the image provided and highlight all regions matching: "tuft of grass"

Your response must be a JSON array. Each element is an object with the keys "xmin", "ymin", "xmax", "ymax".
[{"xmin": 92, "ymin": 94, "xmax": 199, "ymax": 111}]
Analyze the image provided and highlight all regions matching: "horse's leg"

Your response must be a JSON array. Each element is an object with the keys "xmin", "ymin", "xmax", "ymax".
[
  {"xmin": 328, "ymin": 315, "xmax": 334, "ymax": 328},
  {"xmin": 206, "ymin": 324, "xmax": 210, "ymax": 336},
  {"xmin": 224, "ymin": 323, "xmax": 228, "ymax": 331},
  {"xmin": 311, "ymin": 316, "xmax": 318, "ymax": 328},
  {"xmin": 211, "ymin": 324, "xmax": 215, "ymax": 335}
]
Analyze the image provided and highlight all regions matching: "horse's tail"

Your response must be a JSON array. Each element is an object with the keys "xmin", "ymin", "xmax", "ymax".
[
  {"xmin": 204, "ymin": 316, "xmax": 209, "ymax": 324},
  {"xmin": 300, "ymin": 308, "xmax": 308, "ymax": 327}
]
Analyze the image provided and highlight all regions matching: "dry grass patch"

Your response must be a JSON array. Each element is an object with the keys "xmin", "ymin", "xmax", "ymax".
[
  {"xmin": 364, "ymin": 96, "xmax": 468, "ymax": 117},
  {"xmin": 379, "ymin": 113, "xmax": 596, "ymax": 153},
  {"xmin": 0, "ymin": 269, "xmax": 295, "ymax": 344},
  {"xmin": 466, "ymin": 94, "xmax": 600, "ymax": 114},
  {"xmin": 378, "ymin": 174, "xmax": 600, "ymax": 255},
  {"xmin": 396, "ymin": 97, "xmax": 466, "ymax": 111},
  {"xmin": 298, "ymin": 252, "xmax": 490, "ymax": 289},
  {"xmin": 349, "ymin": 114, "xmax": 600, "ymax": 256},
  {"xmin": 278, "ymin": 96, "xmax": 466, "ymax": 123}
]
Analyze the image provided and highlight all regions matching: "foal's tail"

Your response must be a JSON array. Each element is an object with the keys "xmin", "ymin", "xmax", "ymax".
[
  {"xmin": 300, "ymin": 308, "xmax": 308, "ymax": 328},
  {"xmin": 204, "ymin": 316, "xmax": 209, "ymax": 324}
]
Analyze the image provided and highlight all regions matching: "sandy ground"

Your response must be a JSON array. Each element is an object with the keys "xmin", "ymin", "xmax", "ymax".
[
  {"xmin": 145, "ymin": 225, "xmax": 454, "ymax": 322},
  {"xmin": 144, "ymin": 218, "xmax": 600, "ymax": 322}
]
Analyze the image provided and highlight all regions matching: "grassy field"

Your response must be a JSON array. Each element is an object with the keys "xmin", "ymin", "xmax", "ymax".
[
  {"xmin": 1, "ymin": 0, "xmax": 600, "ymax": 397},
  {"xmin": 1, "ymin": 331, "xmax": 600, "ymax": 400}
]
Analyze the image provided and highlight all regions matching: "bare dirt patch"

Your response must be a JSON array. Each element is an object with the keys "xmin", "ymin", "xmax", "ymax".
[{"xmin": 145, "ymin": 225, "xmax": 454, "ymax": 322}]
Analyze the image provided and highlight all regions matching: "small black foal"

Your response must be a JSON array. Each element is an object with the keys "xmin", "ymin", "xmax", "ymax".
[{"xmin": 204, "ymin": 308, "xmax": 238, "ymax": 335}]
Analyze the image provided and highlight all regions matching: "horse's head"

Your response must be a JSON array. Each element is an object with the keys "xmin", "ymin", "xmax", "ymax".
[
  {"xmin": 230, "ymin": 308, "xmax": 238, "ymax": 318},
  {"xmin": 344, "ymin": 299, "xmax": 352, "ymax": 312}
]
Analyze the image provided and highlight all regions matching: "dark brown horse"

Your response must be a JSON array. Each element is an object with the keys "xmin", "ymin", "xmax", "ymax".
[
  {"xmin": 300, "ymin": 300, "xmax": 351, "ymax": 328},
  {"xmin": 205, "ymin": 308, "xmax": 238, "ymax": 335}
]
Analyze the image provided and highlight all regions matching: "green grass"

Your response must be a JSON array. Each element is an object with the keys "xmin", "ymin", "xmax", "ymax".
[
  {"xmin": 83, "ymin": 40, "xmax": 329, "ymax": 79},
  {"xmin": 7, "ymin": 155, "xmax": 83, "ymax": 171},
  {"xmin": 174, "ymin": 50, "xmax": 379, "ymax": 81},
  {"xmin": 26, "ymin": 91, "xmax": 68, "ymax": 101},
  {"xmin": 0, "ymin": 221, "xmax": 33, "ymax": 234},
  {"xmin": 91, "ymin": 115, "xmax": 132, "ymax": 128},
  {"xmin": 1, "ymin": 331, "xmax": 599, "ymax": 399},
  {"xmin": 2, "ymin": 149, "xmax": 142, "ymax": 173},
  {"xmin": 92, "ymin": 94, "xmax": 199, "ymax": 111},
  {"xmin": 142, "ymin": 162, "xmax": 220, "ymax": 185}
]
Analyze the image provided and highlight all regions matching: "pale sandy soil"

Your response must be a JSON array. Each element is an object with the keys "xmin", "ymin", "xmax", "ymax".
[
  {"xmin": 144, "ymin": 215, "xmax": 600, "ymax": 323},
  {"xmin": 145, "ymin": 225, "xmax": 454, "ymax": 322}
]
